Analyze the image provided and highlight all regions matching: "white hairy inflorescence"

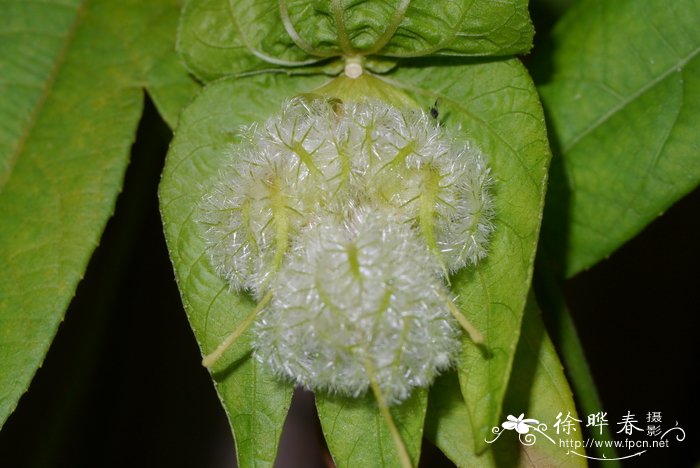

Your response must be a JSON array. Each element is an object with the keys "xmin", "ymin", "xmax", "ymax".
[
  {"xmin": 256, "ymin": 208, "xmax": 460, "ymax": 403},
  {"xmin": 200, "ymin": 97, "xmax": 494, "ymax": 404}
]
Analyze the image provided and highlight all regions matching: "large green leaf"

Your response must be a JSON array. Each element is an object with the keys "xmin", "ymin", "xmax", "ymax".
[
  {"xmin": 425, "ymin": 295, "xmax": 586, "ymax": 467},
  {"xmin": 538, "ymin": 0, "xmax": 700, "ymax": 277},
  {"xmin": 177, "ymin": 0, "xmax": 534, "ymax": 81},
  {"xmin": 381, "ymin": 60, "xmax": 551, "ymax": 451},
  {"xmin": 160, "ymin": 59, "xmax": 549, "ymax": 463},
  {"xmin": 0, "ymin": 0, "xmax": 197, "ymax": 428},
  {"xmin": 283, "ymin": 0, "xmax": 534, "ymax": 57},
  {"xmin": 316, "ymin": 390, "xmax": 427, "ymax": 467}
]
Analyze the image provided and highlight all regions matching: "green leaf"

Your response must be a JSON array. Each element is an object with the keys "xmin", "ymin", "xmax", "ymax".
[
  {"xmin": 159, "ymin": 73, "xmax": 328, "ymax": 466},
  {"xmin": 380, "ymin": 59, "xmax": 551, "ymax": 452},
  {"xmin": 0, "ymin": 0, "xmax": 197, "ymax": 428},
  {"xmin": 425, "ymin": 295, "xmax": 586, "ymax": 467},
  {"xmin": 177, "ymin": 0, "xmax": 534, "ymax": 81},
  {"xmin": 176, "ymin": 0, "xmax": 313, "ymax": 82},
  {"xmin": 316, "ymin": 390, "xmax": 427, "ymax": 467},
  {"xmin": 538, "ymin": 0, "xmax": 700, "ymax": 277}
]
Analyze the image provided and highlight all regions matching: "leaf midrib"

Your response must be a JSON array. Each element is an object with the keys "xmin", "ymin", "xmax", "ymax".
[
  {"xmin": 0, "ymin": 0, "xmax": 87, "ymax": 192},
  {"xmin": 562, "ymin": 45, "xmax": 700, "ymax": 153}
]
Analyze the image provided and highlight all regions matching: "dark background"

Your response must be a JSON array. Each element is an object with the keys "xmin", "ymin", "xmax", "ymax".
[{"xmin": 1, "ymin": 2, "xmax": 698, "ymax": 466}]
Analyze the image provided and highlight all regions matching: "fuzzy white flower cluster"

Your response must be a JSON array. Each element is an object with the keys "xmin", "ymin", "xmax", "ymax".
[{"xmin": 200, "ymin": 98, "xmax": 493, "ymax": 404}]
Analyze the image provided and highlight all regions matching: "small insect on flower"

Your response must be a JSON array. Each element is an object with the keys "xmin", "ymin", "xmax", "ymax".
[{"xmin": 198, "ymin": 96, "xmax": 494, "ymax": 408}]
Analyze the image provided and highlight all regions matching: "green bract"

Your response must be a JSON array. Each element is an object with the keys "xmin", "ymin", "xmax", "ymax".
[
  {"xmin": 160, "ymin": 54, "xmax": 554, "ymax": 463},
  {"xmin": 177, "ymin": 0, "xmax": 534, "ymax": 80}
]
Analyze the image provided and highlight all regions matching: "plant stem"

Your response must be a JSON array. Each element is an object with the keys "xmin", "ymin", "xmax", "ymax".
[
  {"xmin": 202, "ymin": 291, "xmax": 272, "ymax": 368},
  {"xmin": 435, "ymin": 287, "xmax": 484, "ymax": 344},
  {"xmin": 364, "ymin": 359, "xmax": 413, "ymax": 468}
]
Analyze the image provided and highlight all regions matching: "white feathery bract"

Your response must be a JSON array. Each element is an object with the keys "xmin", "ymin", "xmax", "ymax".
[
  {"xmin": 255, "ymin": 208, "xmax": 460, "ymax": 404},
  {"xmin": 199, "ymin": 97, "xmax": 495, "ymax": 403}
]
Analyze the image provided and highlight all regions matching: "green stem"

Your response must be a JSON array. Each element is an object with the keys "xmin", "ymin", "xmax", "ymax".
[
  {"xmin": 202, "ymin": 291, "xmax": 272, "ymax": 369},
  {"xmin": 534, "ymin": 262, "xmax": 621, "ymax": 466},
  {"xmin": 364, "ymin": 359, "xmax": 413, "ymax": 468},
  {"xmin": 435, "ymin": 287, "xmax": 484, "ymax": 344}
]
